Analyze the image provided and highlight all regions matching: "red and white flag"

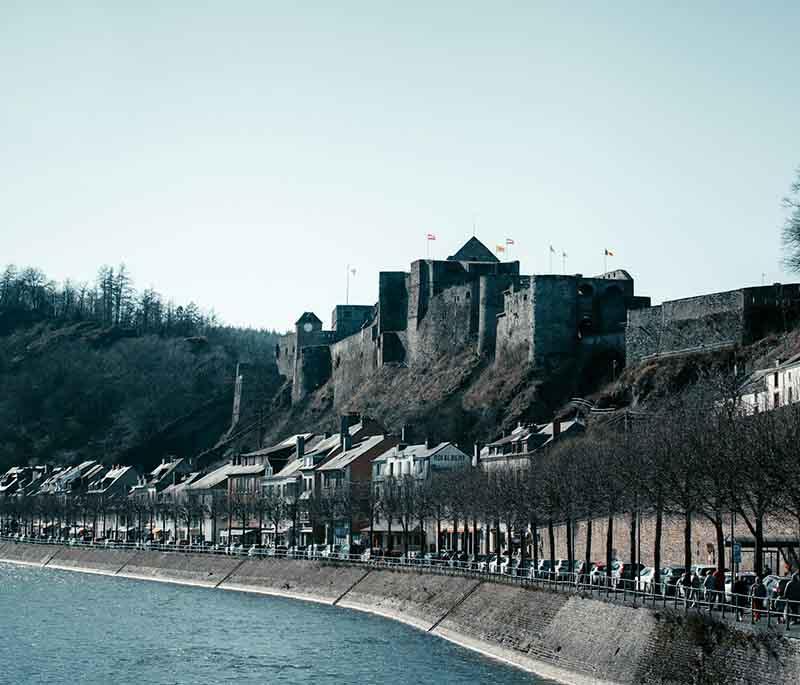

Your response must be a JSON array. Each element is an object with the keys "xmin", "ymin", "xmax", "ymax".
[
  {"xmin": 427, "ymin": 233, "xmax": 437, "ymax": 241},
  {"xmin": 506, "ymin": 238, "xmax": 515, "ymax": 245}
]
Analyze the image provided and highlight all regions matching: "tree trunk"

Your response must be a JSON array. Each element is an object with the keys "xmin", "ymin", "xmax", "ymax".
[
  {"xmin": 369, "ymin": 508, "xmax": 375, "ymax": 552},
  {"xmin": 683, "ymin": 509, "xmax": 692, "ymax": 572},
  {"xmin": 629, "ymin": 509, "xmax": 637, "ymax": 570},
  {"xmin": 531, "ymin": 515, "xmax": 539, "ymax": 574},
  {"xmin": 715, "ymin": 512, "xmax": 725, "ymax": 572},
  {"xmin": 605, "ymin": 514, "xmax": 614, "ymax": 584},
  {"xmin": 755, "ymin": 516, "xmax": 764, "ymax": 576},
  {"xmin": 495, "ymin": 518, "xmax": 502, "ymax": 568},
  {"xmin": 653, "ymin": 500, "xmax": 663, "ymax": 594},
  {"xmin": 548, "ymin": 518, "xmax": 556, "ymax": 579},
  {"xmin": 566, "ymin": 516, "xmax": 574, "ymax": 579},
  {"xmin": 584, "ymin": 516, "xmax": 593, "ymax": 584}
]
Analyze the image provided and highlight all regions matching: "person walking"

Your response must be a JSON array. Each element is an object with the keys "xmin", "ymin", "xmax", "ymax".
[
  {"xmin": 703, "ymin": 571, "xmax": 716, "ymax": 607},
  {"xmin": 731, "ymin": 575, "xmax": 749, "ymax": 622},
  {"xmin": 690, "ymin": 570, "xmax": 701, "ymax": 607},
  {"xmin": 713, "ymin": 567, "xmax": 725, "ymax": 609},
  {"xmin": 783, "ymin": 572, "xmax": 800, "ymax": 627},
  {"xmin": 678, "ymin": 570, "xmax": 693, "ymax": 603},
  {"xmin": 751, "ymin": 576, "xmax": 767, "ymax": 623}
]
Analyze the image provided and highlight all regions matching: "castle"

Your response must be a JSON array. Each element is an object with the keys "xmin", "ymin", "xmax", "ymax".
[{"xmin": 276, "ymin": 237, "xmax": 651, "ymax": 404}]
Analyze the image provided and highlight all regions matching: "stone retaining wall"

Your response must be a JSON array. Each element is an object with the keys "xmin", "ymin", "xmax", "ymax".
[
  {"xmin": 117, "ymin": 551, "xmax": 242, "ymax": 587},
  {"xmin": 221, "ymin": 558, "xmax": 367, "ymax": 604},
  {"xmin": 338, "ymin": 569, "xmax": 480, "ymax": 631}
]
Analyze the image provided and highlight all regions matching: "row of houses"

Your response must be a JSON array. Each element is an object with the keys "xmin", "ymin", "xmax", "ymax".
[{"xmin": 0, "ymin": 413, "xmax": 577, "ymax": 553}]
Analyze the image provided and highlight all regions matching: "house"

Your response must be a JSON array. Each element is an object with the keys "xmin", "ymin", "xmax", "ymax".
[
  {"xmin": 316, "ymin": 434, "xmax": 399, "ymax": 546},
  {"xmin": 87, "ymin": 465, "xmax": 139, "ymax": 499},
  {"xmin": 296, "ymin": 416, "xmax": 385, "ymax": 546},
  {"xmin": 187, "ymin": 463, "xmax": 236, "ymax": 543},
  {"xmin": 479, "ymin": 419, "xmax": 584, "ymax": 472},
  {"xmin": 229, "ymin": 433, "xmax": 322, "ymax": 500},
  {"xmin": 372, "ymin": 440, "xmax": 470, "ymax": 485},
  {"xmin": 37, "ymin": 461, "xmax": 107, "ymax": 499},
  {"xmin": 0, "ymin": 466, "xmax": 48, "ymax": 499},
  {"xmin": 370, "ymin": 440, "xmax": 471, "ymax": 551}
]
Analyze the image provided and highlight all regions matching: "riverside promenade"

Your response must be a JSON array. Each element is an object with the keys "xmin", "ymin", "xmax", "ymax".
[{"xmin": 2, "ymin": 538, "xmax": 799, "ymax": 685}]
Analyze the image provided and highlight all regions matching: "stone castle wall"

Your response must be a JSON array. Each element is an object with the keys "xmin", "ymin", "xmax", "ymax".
[
  {"xmin": 330, "ymin": 327, "xmax": 380, "ymax": 405},
  {"xmin": 627, "ymin": 290, "xmax": 747, "ymax": 364}
]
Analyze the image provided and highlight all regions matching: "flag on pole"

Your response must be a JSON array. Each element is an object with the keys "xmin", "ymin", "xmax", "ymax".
[
  {"xmin": 549, "ymin": 245, "xmax": 556, "ymax": 254},
  {"xmin": 506, "ymin": 238, "xmax": 515, "ymax": 245},
  {"xmin": 495, "ymin": 244, "xmax": 506, "ymax": 253},
  {"xmin": 427, "ymin": 233, "xmax": 437, "ymax": 241},
  {"xmin": 562, "ymin": 251, "xmax": 567, "ymax": 258},
  {"xmin": 604, "ymin": 248, "xmax": 614, "ymax": 256}
]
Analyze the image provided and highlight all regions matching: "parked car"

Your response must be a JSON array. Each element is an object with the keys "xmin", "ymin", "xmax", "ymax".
[
  {"xmin": 613, "ymin": 562, "xmax": 645, "ymax": 589},
  {"xmin": 537, "ymin": 559, "xmax": 556, "ymax": 580},
  {"xmin": 725, "ymin": 572, "xmax": 757, "ymax": 601},
  {"xmin": 637, "ymin": 567, "xmax": 656, "ymax": 592}
]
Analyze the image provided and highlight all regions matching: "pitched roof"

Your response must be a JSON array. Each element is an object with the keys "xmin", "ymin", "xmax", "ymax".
[
  {"xmin": 317, "ymin": 435, "xmax": 395, "ymax": 472},
  {"xmin": 188, "ymin": 463, "xmax": 235, "ymax": 490},
  {"xmin": 241, "ymin": 433, "xmax": 320, "ymax": 459},
  {"xmin": 447, "ymin": 237, "xmax": 499, "ymax": 264},
  {"xmin": 372, "ymin": 441, "xmax": 463, "ymax": 462}
]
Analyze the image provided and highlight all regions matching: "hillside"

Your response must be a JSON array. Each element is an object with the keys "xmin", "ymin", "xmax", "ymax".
[
  {"xmin": 258, "ymin": 341, "xmax": 620, "ymax": 446},
  {"xmin": 591, "ymin": 326, "xmax": 800, "ymax": 413},
  {"xmin": 0, "ymin": 318, "xmax": 281, "ymax": 473},
  {"xmin": 0, "ymin": 263, "xmax": 282, "ymax": 472}
]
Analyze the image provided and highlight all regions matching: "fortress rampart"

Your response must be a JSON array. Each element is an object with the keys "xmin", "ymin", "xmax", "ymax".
[
  {"xmin": 276, "ymin": 238, "xmax": 652, "ymax": 406},
  {"xmin": 626, "ymin": 284, "xmax": 800, "ymax": 364}
]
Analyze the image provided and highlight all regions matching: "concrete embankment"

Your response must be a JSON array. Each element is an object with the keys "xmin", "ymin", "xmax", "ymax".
[
  {"xmin": 2, "ymin": 543, "xmax": 799, "ymax": 685},
  {"xmin": 337, "ymin": 568, "xmax": 481, "ymax": 631}
]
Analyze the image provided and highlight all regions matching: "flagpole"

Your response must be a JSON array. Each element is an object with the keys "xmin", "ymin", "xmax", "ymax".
[
  {"xmin": 549, "ymin": 249, "xmax": 553, "ymax": 274},
  {"xmin": 562, "ymin": 253, "xmax": 566, "ymax": 274},
  {"xmin": 604, "ymin": 251, "xmax": 607, "ymax": 274},
  {"xmin": 346, "ymin": 264, "xmax": 350, "ymax": 304}
]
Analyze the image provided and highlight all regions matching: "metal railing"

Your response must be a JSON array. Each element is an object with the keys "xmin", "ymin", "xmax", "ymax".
[{"xmin": 2, "ymin": 534, "xmax": 798, "ymax": 635}]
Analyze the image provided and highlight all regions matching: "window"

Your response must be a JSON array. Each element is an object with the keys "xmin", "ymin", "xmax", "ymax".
[
  {"xmin": 789, "ymin": 387, "xmax": 794, "ymax": 404},
  {"xmin": 774, "ymin": 392, "xmax": 781, "ymax": 408}
]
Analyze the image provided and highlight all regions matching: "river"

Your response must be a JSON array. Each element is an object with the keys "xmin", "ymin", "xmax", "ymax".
[{"xmin": 0, "ymin": 563, "xmax": 552, "ymax": 684}]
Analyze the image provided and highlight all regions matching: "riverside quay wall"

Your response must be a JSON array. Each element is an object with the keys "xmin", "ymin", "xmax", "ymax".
[{"xmin": 2, "ymin": 543, "xmax": 800, "ymax": 685}]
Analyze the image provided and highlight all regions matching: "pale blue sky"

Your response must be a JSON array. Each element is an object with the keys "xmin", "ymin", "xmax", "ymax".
[{"xmin": 2, "ymin": 1, "xmax": 798, "ymax": 331}]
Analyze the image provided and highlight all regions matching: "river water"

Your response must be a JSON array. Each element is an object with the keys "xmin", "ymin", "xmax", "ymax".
[{"xmin": 0, "ymin": 563, "xmax": 551, "ymax": 684}]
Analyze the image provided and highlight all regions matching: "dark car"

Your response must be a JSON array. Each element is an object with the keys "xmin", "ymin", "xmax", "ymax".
[
  {"xmin": 614, "ymin": 562, "xmax": 646, "ymax": 589},
  {"xmin": 662, "ymin": 566, "xmax": 686, "ymax": 596}
]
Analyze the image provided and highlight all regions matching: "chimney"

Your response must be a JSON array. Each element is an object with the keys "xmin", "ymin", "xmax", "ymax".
[
  {"xmin": 397, "ymin": 443, "xmax": 407, "ymax": 452},
  {"xmin": 425, "ymin": 436, "xmax": 435, "ymax": 449},
  {"xmin": 553, "ymin": 419, "xmax": 561, "ymax": 439},
  {"xmin": 776, "ymin": 358, "xmax": 782, "ymax": 368},
  {"xmin": 340, "ymin": 415, "xmax": 350, "ymax": 452},
  {"xmin": 343, "ymin": 433, "xmax": 353, "ymax": 452},
  {"xmin": 401, "ymin": 424, "xmax": 413, "ymax": 442},
  {"xmin": 472, "ymin": 442, "xmax": 483, "ymax": 468},
  {"xmin": 296, "ymin": 435, "xmax": 305, "ymax": 460}
]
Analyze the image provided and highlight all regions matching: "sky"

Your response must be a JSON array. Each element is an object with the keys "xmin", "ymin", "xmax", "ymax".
[{"xmin": 2, "ymin": 1, "xmax": 799, "ymax": 331}]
